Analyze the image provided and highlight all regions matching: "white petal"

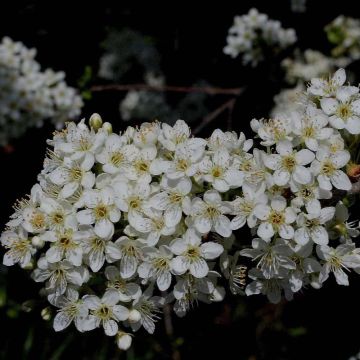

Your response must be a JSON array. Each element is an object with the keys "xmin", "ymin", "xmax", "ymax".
[
  {"xmin": 346, "ymin": 116, "xmax": 360, "ymax": 135},
  {"xmin": 214, "ymin": 215, "xmax": 232, "ymax": 237},
  {"xmin": 279, "ymin": 224, "xmax": 294, "ymax": 239},
  {"xmin": 53, "ymin": 311, "xmax": 72, "ymax": 332},
  {"xmin": 200, "ymin": 242, "xmax": 224, "ymax": 259},
  {"xmin": 189, "ymin": 258, "xmax": 209, "ymax": 278},
  {"xmin": 157, "ymin": 271, "xmax": 172, "ymax": 291},
  {"xmin": 104, "ymin": 319, "xmax": 118, "ymax": 336},
  {"xmin": 293, "ymin": 166, "xmax": 311, "ymax": 184},
  {"xmin": 311, "ymin": 226, "xmax": 328, "ymax": 245},
  {"xmin": 257, "ymin": 222, "xmax": 274, "ymax": 240},
  {"xmin": 77, "ymin": 210, "xmax": 95, "ymax": 225},
  {"xmin": 113, "ymin": 305, "xmax": 130, "ymax": 321},
  {"xmin": 294, "ymin": 228, "xmax": 310, "ymax": 245},
  {"xmin": 331, "ymin": 170, "xmax": 352, "ymax": 191},
  {"xmin": 295, "ymin": 149, "xmax": 315, "ymax": 165},
  {"xmin": 171, "ymin": 256, "xmax": 188, "ymax": 275},
  {"xmin": 320, "ymin": 98, "xmax": 338, "ymax": 115},
  {"xmin": 194, "ymin": 216, "xmax": 212, "ymax": 234},
  {"xmin": 273, "ymin": 169, "xmax": 290, "ymax": 186},
  {"xmin": 271, "ymin": 196, "xmax": 286, "ymax": 211},
  {"xmin": 95, "ymin": 219, "xmax": 114, "ymax": 239}
]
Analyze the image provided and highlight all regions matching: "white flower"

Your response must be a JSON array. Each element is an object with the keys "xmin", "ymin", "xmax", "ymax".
[
  {"xmin": 82, "ymin": 290, "xmax": 129, "ymax": 336},
  {"xmin": 158, "ymin": 120, "xmax": 191, "ymax": 151},
  {"xmin": 76, "ymin": 228, "xmax": 121, "ymax": 272},
  {"xmin": 130, "ymin": 209, "xmax": 176, "ymax": 246},
  {"xmin": 138, "ymin": 245, "xmax": 174, "ymax": 290},
  {"xmin": 321, "ymin": 86, "xmax": 360, "ymax": 134},
  {"xmin": 124, "ymin": 147, "xmax": 157, "ymax": 183},
  {"xmin": 113, "ymin": 180, "xmax": 151, "ymax": 229},
  {"xmin": 77, "ymin": 187, "xmax": 120, "ymax": 238},
  {"xmin": 254, "ymin": 196, "xmax": 297, "ymax": 241},
  {"xmin": 53, "ymin": 120, "xmax": 106, "ymax": 168},
  {"xmin": 42, "ymin": 228, "xmax": 83, "ymax": 266},
  {"xmin": 317, "ymin": 243, "xmax": 360, "ymax": 285},
  {"xmin": 229, "ymin": 183, "xmax": 267, "ymax": 230},
  {"xmin": 250, "ymin": 117, "xmax": 293, "ymax": 146},
  {"xmin": 39, "ymin": 197, "xmax": 77, "ymax": 231},
  {"xmin": 240, "ymin": 238, "xmax": 296, "ymax": 279},
  {"xmin": 1, "ymin": 228, "xmax": 34, "ymax": 267},
  {"xmin": 52, "ymin": 289, "xmax": 88, "ymax": 332},
  {"xmin": 170, "ymin": 229, "xmax": 223, "ymax": 278},
  {"xmin": 96, "ymin": 134, "xmax": 139, "ymax": 174},
  {"xmin": 128, "ymin": 289, "xmax": 164, "ymax": 334},
  {"xmin": 148, "ymin": 176, "xmax": 192, "ymax": 227},
  {"xmin": 292, "ymin": 105, "xmax": 333, "ymax": 151},
  {"xmin": 307, "ymin": 68, "xmax": 346, "ymax": 97},
  {"xmin": 190, "ymin": 190, "xmax": 232, "ymax": 237},
  {"xmin": 263, "ymin": 140, "xmax": 315, "ymax": 186},
  {"xmin": 32, "ymin": 257, "xmax": 89, "ymax": 296},
  {"xmin": 110, "ymin": 236, "xmax": 144, "ymax": 279},
  {"xmin": 105, "ymin": 266, "xmax": 141, "ymax": 302},
  {"xmin": 310, "ymin": 146, "xmax": 351, "ymax": 190},
  {"xmin": 199, "ymin": 149, "xmax": 244, "ymax": 192},
  {"xmin": 294, "ymin": 203, "xmax": 335, "ymax": 245},
  {"xmin": 165, "ymin": 140, "xmax": 206, "ymax": 180},
  {"xmin": 48, "ymin": 157, "xmax": 95, "ymax": 198}
]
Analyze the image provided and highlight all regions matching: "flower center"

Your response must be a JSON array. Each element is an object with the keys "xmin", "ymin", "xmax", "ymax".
[
  {"xmin": 186, "ymin": 246, "xmax": 200, "ymax": 260},
  {"xmin": 95, "ymin": 305, "xmax": 113, "ymax": 320},
  {"xmin": 135, "ymin": 161, "xmax": 149, "ymax": 173},
  {"xmin": 52, "ymin": 212, "xmax": 64, "ymax": 225},
  {"xmin": 321, "ymin": 160, "xmax": 336, "ymax": 175},
  {"xmin": 205, "ymin": 205, "xmax": 220, "ymax": 219},
  {"xmin": 169, "ymin": 193, "xmax": 182, "ymax": 204},
  {"xmin": 30, "ymin": 212, "xmax": 46, "ymax": 230},
  {"xmin": 336, "ymin": 103, "xmax": 352, "ymax": 120},
  {"xmin": 69, "ymin": 167, "xmax": 83, "ymax": 181},
  {"xmin": 110, "ymin": 152, "xmax": 124, "ymax": 167},
  {"xmin": 94, "ymin": 205, "xmax": 108, "ymax": 220},
  {"xmin": 129, "ymin": 197, "xmax": 141, "ymax": 210},
  {"xmin": 282, "ymin": 155, "xmax": 296, "ymax": 171},
  {"xmin": 269, "ymin": 210, "xmax": 285, "ymax": 226},
  {"xmin": 176, "ymin": 159, "xmax": 189, "ymax": 172},
  {"xmin": 302, "ymin": 126, "xmax": 315, "ymax": 138},
  {"xmin": 212, "ymin": 166, "xmax": 223, "ymax": 178}
]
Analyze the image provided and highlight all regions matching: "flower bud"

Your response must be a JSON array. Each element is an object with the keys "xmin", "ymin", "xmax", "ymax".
[
  {"xmin": 347, "ymin": 162, "xmax": 360, "ymax": 182},
  {"xmin": 128, "ymin": 309, "xmax": 141, "ymax": 323},
  {"xmin": 41, "ymin": 307, "xmax": 52, "ymax": 321},
  {"xmin": 89, "ymin": 113, "xmax": 103, "ymax": 131},
  {"xmin": 116, "ymin": 331, "xmax": 132, "ymax": 350},
  {"xmin": 31, "ymin": 236, "xmax": 45, "ymax": 249},
  {"xmin": 102, "ymin": 122, "xmax": 113, "ymax": 134}
]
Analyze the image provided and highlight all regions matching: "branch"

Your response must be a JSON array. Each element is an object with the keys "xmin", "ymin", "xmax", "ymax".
[
  {"xmin": 91, "ymin": 83, "xmax": 244, "ymax": 96},
  {"xmin": 193, "ymin": 98, "xmax": 237, "ymax": 135}
]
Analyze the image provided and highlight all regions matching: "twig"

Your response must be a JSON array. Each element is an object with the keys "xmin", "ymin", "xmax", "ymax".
[
  {"xmin": 193, "ymin": 98, "xmax": 237, "ymax": 135},
  {"xmin": 91, "ymin": 84, "xmax": 244, "ymax": 96}
]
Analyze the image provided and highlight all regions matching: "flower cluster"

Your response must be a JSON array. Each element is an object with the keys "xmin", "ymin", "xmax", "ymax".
[
  {"xmin": 223, "ymin": 8, "xmax": 297, "ymax": 66},
  {"xmin": 326, "ymin": 16, "xmax": 360, "ymax": 61},
  {"xmin": 282, "ymin": 50, "xmax": 337, "ymax": 84},
  {"xmin": 0, "ymin": 36, "xmax": 83, "ymax": 146},
  {"xmin": 2, "ymin": 69, "xmax": 360, "ymax": 350}
]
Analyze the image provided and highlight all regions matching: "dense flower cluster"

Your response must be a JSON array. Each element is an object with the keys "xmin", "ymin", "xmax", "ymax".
[
  {"xmin": 326, "ymin": 16, "xmax": 360, "ymax": 61},
  {"xmin": 2, "ymin": 69, "xmax": 360, "ymax": 350},
  {"xmin": 0, "ymin": 37, "xmax": 83, "ymax": 146},
  {"xmin": 223, "ymin": 8, "xmax": 297, "ymax": 66}
]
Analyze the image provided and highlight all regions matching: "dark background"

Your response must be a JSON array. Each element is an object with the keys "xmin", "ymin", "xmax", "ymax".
[{"xmin": 1, "ymin": 1, "xmax": 360, "ymax": 359}]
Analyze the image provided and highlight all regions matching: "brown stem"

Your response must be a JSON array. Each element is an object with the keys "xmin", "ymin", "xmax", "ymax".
[
  {"xmin": 91, "ymin": 84, "xmax": 244, "ymax": 96},
  {"xmin": 193, "ymin": 98, "xmax": 237, "ymax": 135}
]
